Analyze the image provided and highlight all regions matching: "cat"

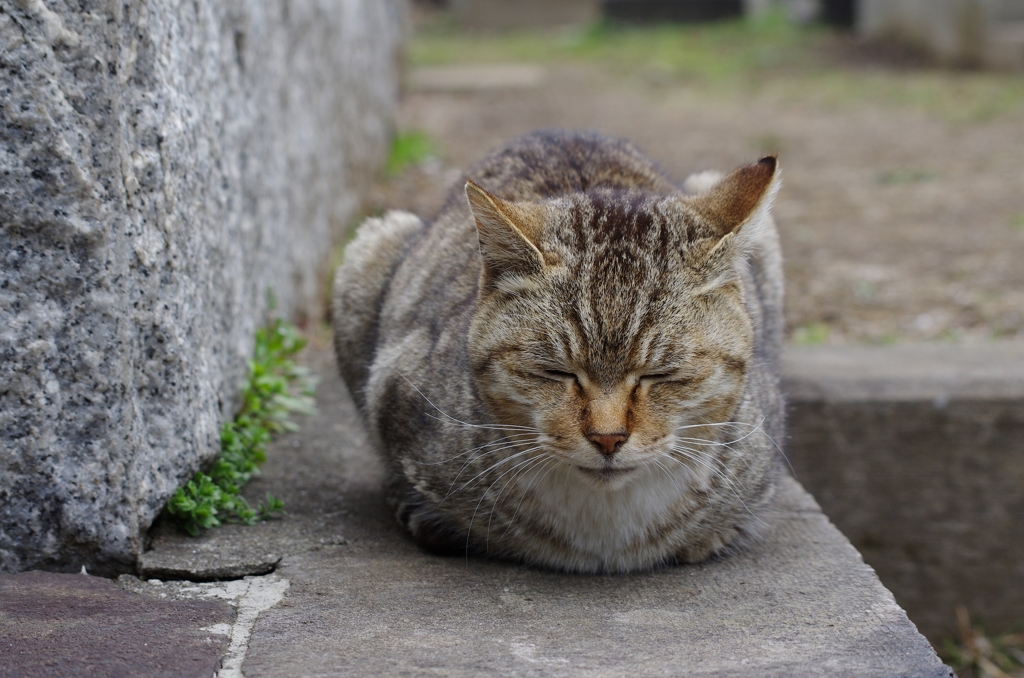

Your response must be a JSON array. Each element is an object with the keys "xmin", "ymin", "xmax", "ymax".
[{"xmin": 333, "ymin": 130, "xmax": 785, "ymax": 573}]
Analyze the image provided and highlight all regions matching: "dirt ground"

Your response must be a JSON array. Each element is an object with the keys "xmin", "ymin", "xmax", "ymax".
[{"xmin": 367, "ymin": 18, "xmax": 1024, "ymax": 345}]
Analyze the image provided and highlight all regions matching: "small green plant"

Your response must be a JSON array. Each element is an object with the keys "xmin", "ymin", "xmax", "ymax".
[
  {"xmin": 385, "ymin": 131, "xmax": 436, "ymax": 177},
  {"xmin": 943, "ymin": 607, "xmax": 1024, "ymax": 678},
  {"xmin": 166, "ymin": 318, "xmax": 316, "ymax": 536}
]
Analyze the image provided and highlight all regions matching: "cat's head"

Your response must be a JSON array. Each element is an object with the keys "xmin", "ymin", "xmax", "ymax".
[{"xmin": 465, "ymin": 157, "xmax": 779, "ymax": 487}]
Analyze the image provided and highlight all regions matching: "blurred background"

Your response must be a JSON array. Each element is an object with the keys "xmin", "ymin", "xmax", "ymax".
[
  {"xmin": 364, "ymin": 1, "xmax": 1024, "ymax": 675},
  {"xmin": 370, "ymin": 0, "xmax": 1024, "ymax": 348}
]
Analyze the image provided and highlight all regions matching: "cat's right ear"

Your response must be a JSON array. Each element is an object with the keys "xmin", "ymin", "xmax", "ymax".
[{"xmin": 465, "ymin": 180, "xmax": 546, "ymax": 284}]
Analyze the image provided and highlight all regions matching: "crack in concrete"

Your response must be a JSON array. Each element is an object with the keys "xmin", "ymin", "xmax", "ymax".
[
  {"xmin": 215, "ymin": 575, "xmax": 290, "ymax": 678},
  {"xmin": 138, "ymin": 572, "xmax": 290, "ymax": 677}
]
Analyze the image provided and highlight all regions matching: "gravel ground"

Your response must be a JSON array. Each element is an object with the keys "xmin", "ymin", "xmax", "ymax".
[{"xmin": 365, "ymin": 20, "xmax": 1024, "ymax": 345}]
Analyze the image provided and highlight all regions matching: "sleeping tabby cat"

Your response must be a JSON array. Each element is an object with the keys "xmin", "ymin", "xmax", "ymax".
[{"xmin": 333, "ymin": 130, "xmax": 785, "ymax": 573}]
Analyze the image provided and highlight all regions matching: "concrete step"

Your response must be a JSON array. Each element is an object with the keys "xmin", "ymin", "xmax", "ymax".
[
  {"xmin": 783, "ymin": 341, "xmax": 1024, "ymax": 642},
  {"xmin": 140, "ymin": 347, "xmax": 947, "ymax": 677}
]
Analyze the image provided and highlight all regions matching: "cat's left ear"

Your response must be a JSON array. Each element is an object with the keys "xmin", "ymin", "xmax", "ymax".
[
  {"xmin": 684, "ymin": 155, "xmax": 780, "ymax": 254},
  {"xmin": 465, "ymin": 180, "xmax": 547, "ymax": 285}
]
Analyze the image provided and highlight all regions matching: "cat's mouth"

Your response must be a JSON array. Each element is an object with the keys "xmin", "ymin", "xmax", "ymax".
[{"xmin": 575, "ymin": 465, "xmax": 636, "ymax": 482}]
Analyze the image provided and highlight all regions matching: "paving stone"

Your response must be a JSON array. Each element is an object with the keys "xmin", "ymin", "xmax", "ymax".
[{"xmin": 0, "ymin": 570, "xmax": 232, "ymax": 678}]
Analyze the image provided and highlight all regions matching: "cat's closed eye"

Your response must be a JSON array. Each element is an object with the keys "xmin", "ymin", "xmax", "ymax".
[
  {"xmin": 638, "ymin": 372, "xmax": 695, "ymax": 390},
  {"xmin": 540, "ymin": 369, "xmax": 578, "ymax": 383}
]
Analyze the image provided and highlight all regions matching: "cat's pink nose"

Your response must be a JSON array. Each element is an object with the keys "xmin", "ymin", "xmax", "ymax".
[{"xmin": 587, "ymin": 432, "xmax": 628, "ymax": 456}]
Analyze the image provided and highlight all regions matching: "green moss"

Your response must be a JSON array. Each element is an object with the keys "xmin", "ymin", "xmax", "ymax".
[{"xmin": 166, "ymin": 318, "xmax": 316, "ymax": 536}]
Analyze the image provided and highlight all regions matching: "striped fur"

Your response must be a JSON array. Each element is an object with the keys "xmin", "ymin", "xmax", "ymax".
[{"xmin": 333, "ymin": 130, "xmax": 785, "ymax": 572}]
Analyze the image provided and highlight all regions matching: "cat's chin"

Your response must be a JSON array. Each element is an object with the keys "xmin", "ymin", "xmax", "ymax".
[{"xmin": 574, "ymin": 465, "xmax": 637, "ymax": 487}]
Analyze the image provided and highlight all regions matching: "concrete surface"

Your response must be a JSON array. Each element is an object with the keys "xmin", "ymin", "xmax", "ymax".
[
  {"xmin": 0, "ymin": 570, "xmax": 233, "ymax": 678},
  {"xmin": 783, "ymin": 342, "xmax": 1024, "ymax": 642},
  {"xmin": 0, "ymin": 0, "xmax": 402, "ymax": 574},
  {"xmin": 118, "ymin": 573, "xmax": 290, "ymax": 678},
  {"xmin": 132, "ymin": 347, "xmax": 950, "ymax": 677}
]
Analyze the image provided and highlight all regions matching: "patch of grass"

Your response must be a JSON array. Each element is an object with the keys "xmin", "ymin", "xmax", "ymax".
[
  {"xmin": 412, "ymin": 12, "xmax": 812, "ymax": 86},
  {"xmin": 166, "ymin": 318, "xmax": 316, "ymax": 536},
  {"xmin": 792, "ymin": 322, "xmax": 830, "ymax": 345},
  {"xmin": 385, "ymin": 131, "xmax": 436, "ymax": 177},
  {"xmin": 943, "ymin": 607, "xmax": 1024, "ymax": 678},
  {"xmin": 1011, "ymin": 214, "xmax": 1024, "ymax": 231}
]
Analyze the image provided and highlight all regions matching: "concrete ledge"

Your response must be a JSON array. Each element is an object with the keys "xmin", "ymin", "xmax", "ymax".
[
  {"xmin": 783, "ymin": 343, "xmax": 1024, "ymax": 402},
  {"xmin": 783, "ymin": 342, "xmax": 1024, "ymax": 641}
]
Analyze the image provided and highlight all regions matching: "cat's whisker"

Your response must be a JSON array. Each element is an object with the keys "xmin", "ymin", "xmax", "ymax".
[
  {"xmin": 467, "ymin": 451, "xmax": 550, "ymax": 554},
  {"xmin": 400, "ymin": 371, "xmax": 541, "ymax": 433},
  {"xmin": 423, "ymin": 411, "xmax": 540, "ymax": 434},
  {"xmin": 665, "ymin": 445, "xmax": 765, "ymax": 528},
  {"xmin": 446, "ymin": 439, "xmax": 545, "ymax": 496},
  {"xmin": 496, "ymin": 457, "xmax": 561, "ymax": 543},
  {"xmin": 755, "ymin": 426, "xmax": 795, "ymax": 477},
  {"xmin": 672, "ymin": 415, "xmax": 793, "ymax": 478},
  {"xmin": 649, "ymin": 458, "xmax": 678, "ymax": 484},
  {"xmin": 417, "ymin": 432, "xmax": 540, "ymax": 466},
  {"xmin": 673, "ymin": 419, "xmax": 761, "ymax": 433},
  {"xmin": 666, "ymin": 446, "xmax": 735, "ymax": 484},
  {"xmin": 663, "ymin": 449, "xmax": 766, "ymax": 528},
  {"xmin": 485, "ymin": 455, "xmax": 554, "ymax": 550},
  {"xmin": 688, "ymin": 415, "xmax": 794, "ymax": 478},
  {"xmin": 446, "ymin": 449, "xmax": 534, "ymax": 502},
  {"xmin": 666, "ymin": 445, "xmax": 745, "ymax": 491},
  {"xmin": 449, "ymin": 446, "xmax": 546, "ymax": 497},
  {"xmin": 673, "ymin": 420, "xmax": 764, "ymax": 447}
]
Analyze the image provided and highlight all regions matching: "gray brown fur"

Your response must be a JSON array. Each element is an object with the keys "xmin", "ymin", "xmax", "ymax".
[{"xmin": 333, "ymin": 130, "xmax": 785, "ymax": 572}]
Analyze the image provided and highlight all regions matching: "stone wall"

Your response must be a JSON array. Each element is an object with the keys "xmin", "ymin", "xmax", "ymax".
[{"xmin": 0, "ymin": 0, "xmax": 403, "ymax": 573}]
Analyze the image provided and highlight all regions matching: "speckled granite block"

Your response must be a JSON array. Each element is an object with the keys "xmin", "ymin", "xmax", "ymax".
[{"xmin": 0, "ymin": 0, "xmax": 402, "ymax": 573}]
